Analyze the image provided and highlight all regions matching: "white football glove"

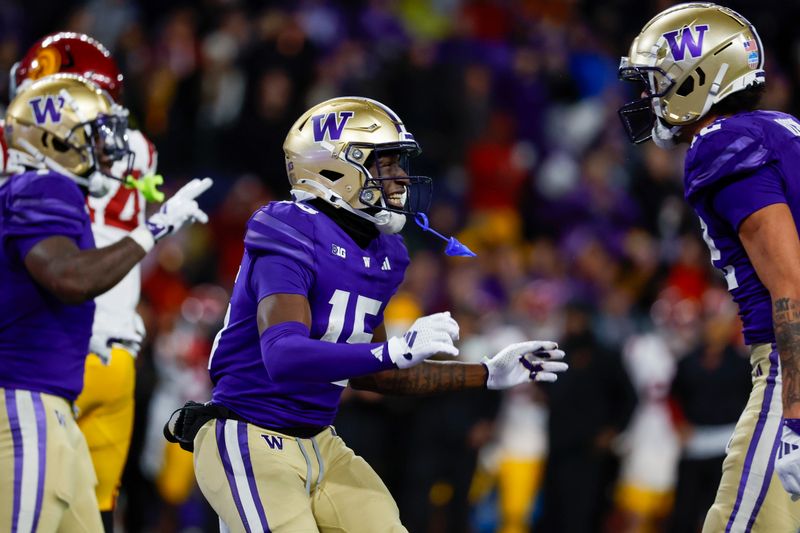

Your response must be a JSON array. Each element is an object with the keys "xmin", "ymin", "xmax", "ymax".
[
  {"xmin": 483, "ymin": 341, "xmax": 567, "ymax": 390},
  {"xmin": 776, "ymin": 419, "xmax": 800, "ymax": 497},
  {"xmin": 147, "ymin": 177, "xmax": 213, "ymax": 240},
  {"xmin": 130, "ymin": 177, "xmax": 213, "ymax": 252},
  {"xmin": 387, "ymin": 312, "xmax": 460, "ymax": 369}
]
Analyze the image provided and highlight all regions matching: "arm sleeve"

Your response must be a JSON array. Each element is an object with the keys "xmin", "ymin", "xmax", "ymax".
[
  {"xmin": 711, "ymin": 164, "xmax": 787, "ymax": 231},
  {"xmin": 249, "ymin": 253, "xmax": 314, "ymax": 299},
  {"xmin": 260, "ymin": 321, "xmax": 396, "ymax": 383}
]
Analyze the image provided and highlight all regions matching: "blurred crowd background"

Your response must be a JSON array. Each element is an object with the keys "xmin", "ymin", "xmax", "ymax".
[{"xmin": 3, "ymin": 0, "xmax": 800, "ymax": 532}]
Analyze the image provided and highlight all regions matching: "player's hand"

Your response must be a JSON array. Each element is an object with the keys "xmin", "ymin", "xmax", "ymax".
[
  {"xmin": 776, "ymin": 419, "xmax": 800, "ymax": 497},
  {"xmin": 387, "ymin": 312, "xmax": 459, "ymax": 369},
  {"xmin": 146, "ymin": 177, "xmax": 213, "ymax": 241},
  {"xmin": 483, "ymin": 341, "xmax": 567, "ymax": 390}
]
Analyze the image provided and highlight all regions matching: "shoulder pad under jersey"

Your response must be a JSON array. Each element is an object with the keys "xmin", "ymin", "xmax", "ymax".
[
  {"xmin": 684, "ymin": 114, "xmax": 774, "ymax": 201},
  {"xmin": 128, "ymin": 129, "xmax": 158, "ymax": 176},
  {"xmin": 4, "ymin": 170, "xmax": 88, "ymax": 239},
  {"xmin": 244, "ymin": 201, "xmax": 319, "ymax": 272}
]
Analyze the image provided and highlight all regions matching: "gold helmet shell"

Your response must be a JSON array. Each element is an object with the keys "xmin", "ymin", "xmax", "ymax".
[
  {"xmin": 4, "ymin": 73, "xmax": 130, "ymax": 181},
  {"xmin": 283, "ymin": 96, "xmax": 428, "ymax": 213},
  {"xmin": 619, "ymin": 3, "xmax": 764, "ymax": 142}
]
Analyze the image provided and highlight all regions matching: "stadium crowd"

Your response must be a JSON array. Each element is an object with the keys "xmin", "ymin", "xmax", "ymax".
[{"xmin": 2, "ymin": 0, "xmax": 800, "ymax": 531}]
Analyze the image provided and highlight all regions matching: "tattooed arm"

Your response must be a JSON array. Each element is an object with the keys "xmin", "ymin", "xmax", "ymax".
[
  {"xmin": 349, "ymin": 323, "xmax": 489, "ymax": 394},
  {"xmin": 350, "ymin": 360, "xmax": 489, "ymax": 395},
  {"xmin": 739, "ymin": 203, "xmax": 800, "ymax": 417}
]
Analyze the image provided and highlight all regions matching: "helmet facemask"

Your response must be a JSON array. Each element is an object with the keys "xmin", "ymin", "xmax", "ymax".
[
  {"xmin": 618, "ymin": 61, "xmax": 677, "ymax": 144},
  {"xmin": 85, "ymin": 111, "xmax": 134, "ymax": 196},
  {"xmin": 350, "ymin": 144, "xmax": 432, "ymax": 216}
]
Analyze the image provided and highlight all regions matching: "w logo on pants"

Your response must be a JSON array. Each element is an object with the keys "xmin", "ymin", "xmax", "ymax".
[{"xmin": 261, "ymin": 434, "xmax": 284, "ymax": 450}]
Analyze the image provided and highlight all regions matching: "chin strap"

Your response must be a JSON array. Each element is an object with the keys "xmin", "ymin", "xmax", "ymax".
[
  {"xmin": 414, "ymin": 213, "xmax": 477, "ymax": 257},
  {"xmin": 294, "ymin": 179, "xmax": 475, "ymax": 255},
  {"xmin": 15, "ymin": 138, "xmax": 91, "ymax": 187}
]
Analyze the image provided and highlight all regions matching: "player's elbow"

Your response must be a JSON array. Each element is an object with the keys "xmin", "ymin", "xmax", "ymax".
[
  {"xmin": 768, "ymin": 282, "xmax": 800, "ymax": 305},
  {"xmin": 38, "ymin": 270, "xmax": 93, "ymax": 304},
  {"xmin": 262, "ymin": 355, "xmax": 295, "ymax": 382}
]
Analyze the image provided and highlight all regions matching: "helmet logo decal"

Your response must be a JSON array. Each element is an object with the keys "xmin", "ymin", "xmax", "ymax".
[
  {"xmin": 743, "ymin": 39, "xmax": 759, "ymax": 68},
  {"xmin": 312, "ymin": 111, "xmax": 354, "ymax": 142},
  {"xmin": 30, "ymin": 48, "xmax": 62, "ymax": 80},
  {"xmin": 28, "ymin": 95, "xmax": 65, "ymax": 125},
  {"xmin": 662, "ymin": 24, "xmax": 709, "ymax": 61}
]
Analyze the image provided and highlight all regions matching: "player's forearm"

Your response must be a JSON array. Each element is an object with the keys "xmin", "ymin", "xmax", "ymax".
[
  {"xmin": 774, "ymin": 296, "xmax": 800, "ymax": 417},
  {"xmin": 65, "ymin": 237, "xmax": 146, "ymax": 301},
  {"xmin": 24, "ymin": 234, "xmax": 146, "ymax": 304},
  {"xmin": 349, "ymin": 360, "xmax": 488, "ymax": 395},
  {"xmin": 261, "ymin": 321, "xmax": 395, "ymax": 382}
]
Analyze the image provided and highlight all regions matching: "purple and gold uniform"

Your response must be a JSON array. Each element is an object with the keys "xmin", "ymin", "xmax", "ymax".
[
  {"xmin": 194, "ymin": 200, "xmax": 410, "ymax": 532},
  {"xmin": 0, "ymin": 170, "xmax": 104, "ymax": 532},
  {"xmin": 685, "ymin": 110, "xmax": 800, "ymax": 531}
]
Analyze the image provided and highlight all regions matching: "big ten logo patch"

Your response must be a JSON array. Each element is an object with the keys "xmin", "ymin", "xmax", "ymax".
[
  {"xmin": 662, "ymin": 24, "xmax": 709, "ymax": 61},
  {"xmin": 29, "ymin": 95, "xmax": 66, "ymax": 125},
  {"xmin": 312, "ymin": 111, "xmax": 354, "ymax": 142},
  {"xmin": 331, "ymin": 243, "xmax": 347, "ymax": 258},
  {"xmin": 262, "ymin": 434, "xmax": 284, "ymax": 450}
]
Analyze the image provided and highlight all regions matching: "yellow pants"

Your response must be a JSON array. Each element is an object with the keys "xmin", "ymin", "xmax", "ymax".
[
  {"xmin": 703, "ymin": 343, "xmax": 800, "ymax": 532},
  {"xmin": 194, "ymin": 418, "xmax": 407, "ymax": 532},
  {"xmin": 615, "ymin": 484, "xmax": 674, "ymax": 521},
  {"xmin": 0, "ymin": 388, "xmax": 103, "ymax": 532},
  {"xmin": 75, "ymin": 348, "xmax": 136, "ymax": 512},
  {"xmin": 497, "ymin": 457, "xmax": 544, "ymax": 533}
]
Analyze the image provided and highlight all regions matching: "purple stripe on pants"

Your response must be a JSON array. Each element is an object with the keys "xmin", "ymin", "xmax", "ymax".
[
  {"xmin": 6, "ymin": 389, "xmax": 22, "ymax": 533},
  {"xmin": 725, "ymin": 347, "xmax": 778, "ymax": 533},
  {"xmin": 30, "ymin": 393, "xmax": 46, "ymax": 533},
  {"xmin": 237, "ymin": 422, "xmax": 270, "ymax": 532},
  {"xmin": 217, "ymin": 419, "xmax": 251, "ymax": 533},
  {"xmin": 746, "ymin": 348, "xmax": 782, "ymax": 531}
]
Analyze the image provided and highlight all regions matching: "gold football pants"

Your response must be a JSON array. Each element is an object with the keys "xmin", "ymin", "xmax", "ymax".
[
  {"xmin": 194, "ymin": 418, "xmax": 407, "ymax": 532},
  {"xmin": 0, "ymin": 388, "xmax": 103, "ymax": 532},
  {"xmin": 703, "ymin": 343, "xmax": 800, "ymax": 532}
]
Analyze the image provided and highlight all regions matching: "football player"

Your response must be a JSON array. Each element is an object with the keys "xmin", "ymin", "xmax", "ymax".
[
  {"xmin": 619, "ymin": 3, "xmax": 800, "ymax": 530},
  {"xmin": 10, "ymin": 32, "xmax": 163, "ymax": 532},
  {"xmin": 0, "ymin": 75, "xmax": 210, "ymax": 532},
  {"xmin": 182, "ymin": 96, "xmax": 568, "ymax": 532}
]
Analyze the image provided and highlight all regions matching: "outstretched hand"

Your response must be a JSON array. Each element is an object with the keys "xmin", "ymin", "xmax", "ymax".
[
  {"xmin": 146, "ymin": 177, "xmax": 213, "ymax": 241},
  {"xmin": 483, "ymin": 341, "xmax": 567, "ymax": 390}
]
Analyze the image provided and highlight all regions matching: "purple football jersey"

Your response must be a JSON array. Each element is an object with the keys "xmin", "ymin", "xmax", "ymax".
[
  {"xmin": 0, "ymin": 170, "xmax": 95, "ymax": 400},
  {"xmin": 685, "ymin": 110, "xmax": 800, "ymax": 344},
  {"xmin": 209, "ymin": 200, "xmax": 409, "ymax": 428}
]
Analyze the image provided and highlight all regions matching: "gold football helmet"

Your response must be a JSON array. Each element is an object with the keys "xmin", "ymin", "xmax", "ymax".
[
  {"xmin": 284, "ymin": 96, "xmax": 431, "ymax": 231},
  {"xmin": 619, "ymin": 3, "xmax": 765, "ymax": 145},
  {"xmin": 4, "ymin": 73, "xmax": 131, "ymax": 189}
]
